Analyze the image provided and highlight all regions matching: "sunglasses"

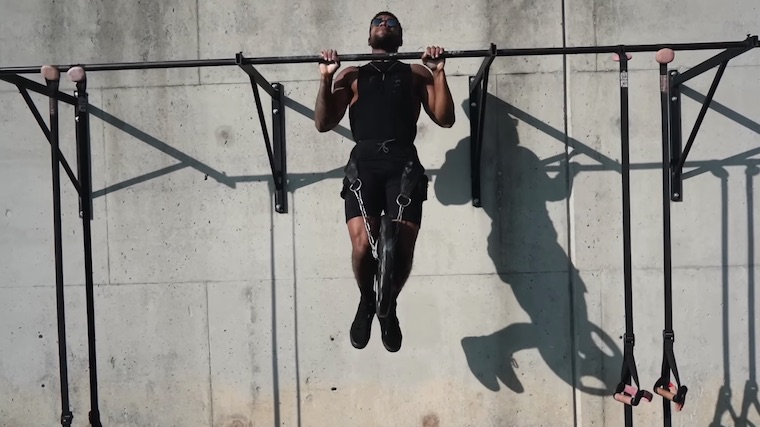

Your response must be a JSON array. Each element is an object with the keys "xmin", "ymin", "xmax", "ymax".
[{"xmin": 371, "ymin": 17, "xmax": 400, "ymax": 27}]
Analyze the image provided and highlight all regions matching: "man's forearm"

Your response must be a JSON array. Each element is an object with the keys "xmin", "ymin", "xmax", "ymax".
[
  {"xmin": 433, "ymin": 70, "xmax": 455, "ymax": 126},
  {"xmin": 315, "ymin": 75, "xmax": 335, "ymax": 131}
]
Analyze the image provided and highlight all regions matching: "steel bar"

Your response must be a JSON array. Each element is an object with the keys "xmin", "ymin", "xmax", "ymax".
[{"xmin": 1, "ymin": 36, "xmax": 757, "ymax": 75}]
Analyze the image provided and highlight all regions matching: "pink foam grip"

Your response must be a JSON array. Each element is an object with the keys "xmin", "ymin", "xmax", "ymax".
[
  {"xmin": 656, "ymin": 385, "xmax": 684, "ymax": 410},
  {"xmin": 656, "ymin": 48, "xmax": 675, "ymax": 64},
  {"xmin": 67, "ymin": 66, "xmax": 85, "ymax": 83},
  {"xmin": 614, "ymin": 393, "xmax": 634, "ymax": 405},
  {"xmin": 623, "ymin": 384, "xmax": 638, "ymax": 395},
  {"xmin": 612, "ymin": 53, "xmax": 633, "ymax": 62},
  {"xmin": 41, "ymin": 65, "xmax": 60, "ymax": 81},
  {"xmin": 655, "ymin": 386, "xmax": 675, "ymax": 399}
]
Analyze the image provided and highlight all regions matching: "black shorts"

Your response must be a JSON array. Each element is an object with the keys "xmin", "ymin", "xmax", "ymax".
[{"xmin": 340, "ymin": 144, "xmax": 429, "ymax": 226}]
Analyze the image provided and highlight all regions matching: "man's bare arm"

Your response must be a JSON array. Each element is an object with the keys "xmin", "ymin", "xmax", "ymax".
[
  {"xmin": 314, "ymin": 67, "xmax": 355, "ymax": 132},
  {"xmin": 413, "ymin": 64, "xmax": 455, "ymax": 128}
]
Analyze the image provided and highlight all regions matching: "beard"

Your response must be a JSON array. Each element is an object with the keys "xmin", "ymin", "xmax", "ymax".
[{"xmin": 369, "ymin": 33, "xmax": 402, "ymax": 52}]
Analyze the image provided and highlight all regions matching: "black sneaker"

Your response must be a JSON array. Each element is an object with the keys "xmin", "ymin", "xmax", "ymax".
[
  {"xmin": 379, "ymin": 303, "xmax": 402, "ymax": 352},
  {"xmin": 350, "ymin": 296, "xmax": 375, "ymax": 349}
]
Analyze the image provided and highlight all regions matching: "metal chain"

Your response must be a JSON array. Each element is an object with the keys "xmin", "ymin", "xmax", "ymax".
[
  {"xmin": 349, "ymin": 179, "xmax": 378, "ymax": 260},
  {"xmin": 349, "ymin": 161, "xmax": 414, "ymax": 261}
]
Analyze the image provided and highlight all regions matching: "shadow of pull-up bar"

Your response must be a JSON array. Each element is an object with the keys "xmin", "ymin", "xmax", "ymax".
[
  {"xmin": 508, "ymin": 86, "xmax": 760, "ymax": 177},
  {"xmin": 90, "ymin": 104, "xmax": 238, "ymax": 189},
  {"xmin": 1, "ymin": 74, "xmax": 241, "ymax": 195},
  {"xmin": 284, "ymin": 96, "xmax": 354, "ymax": 141},
  {"xmin": 91, "ymin": 162, "xmax": 188, "ymax": 198},
  {"xmin": 505, "ymin": 102, "xmax": 622, "ymax": 173},
  {"xmin": 2, "ymin": 73, "xmax": 360, "ymax": 199},
  {"xmin": 680, "ymin": 85, "xmax": 760, "ymax": 181},
  {"xmin": 91, "ymin": 95, "xmax": 355, "ymax": 198}
]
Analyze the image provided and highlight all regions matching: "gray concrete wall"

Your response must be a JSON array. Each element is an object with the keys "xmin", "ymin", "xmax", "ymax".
[{"xmin": 1, "ymin": 0, "xmax": 759, "ymax": 426}]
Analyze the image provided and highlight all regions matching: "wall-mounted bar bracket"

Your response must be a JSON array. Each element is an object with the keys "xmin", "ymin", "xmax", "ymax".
[
  {"xmin": 236, "ymin": 53, "xmax": 288, "ymax": 213},
  {"xmin": 469, "ymin": 43, "xmax": 497, "ymax": 207},
  {"xmin": 668, "ymin": 35, "xmax": 758, "ymax": 201}
]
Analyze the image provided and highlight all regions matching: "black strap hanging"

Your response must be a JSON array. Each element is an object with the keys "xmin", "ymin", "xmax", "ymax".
[
  {"xmin": 653, "ymin": 49, "xmax": 688, "ymax": 423},
  {"xmin": 612, "ymin": 48, "xmax": 653, "ymax": 425},
  {"xmin": 41, "ymin": 64, "xmax": 75, "ymax": 427}
]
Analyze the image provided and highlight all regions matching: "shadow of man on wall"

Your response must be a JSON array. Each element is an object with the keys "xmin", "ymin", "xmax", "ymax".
[{"xmin": 434, "ymin": 94, "xmax": 622, "ymax": 396}]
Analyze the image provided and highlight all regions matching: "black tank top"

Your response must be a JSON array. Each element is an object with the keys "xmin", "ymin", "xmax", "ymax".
[{"xmin": 349, "ymin": 61, "xmax": 417, "ymax": 145}]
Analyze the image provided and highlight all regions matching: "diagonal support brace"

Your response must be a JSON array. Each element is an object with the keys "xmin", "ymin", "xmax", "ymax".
[
  {"xmin": 236, "ymin": 53, "xmax": 288, "ymax": 213},
  {"xmin": 14, "ymin": 83, "xmax": 83, "ymax": 196},
  {"xmin": 668, "ymin": 35, "xmax": 758, "ymax": 201},
  {"xmin": 3, "ymin": 75, "xmax": 82, "ymax": 195}
]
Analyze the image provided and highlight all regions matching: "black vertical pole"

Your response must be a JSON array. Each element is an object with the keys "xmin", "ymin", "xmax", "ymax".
[
  {"xmin": 473, "ymin": 63, "xmax": 491, "ymax": 208},
  {"xmin": 67, "ymin": 66, "xmax": 102, "ymax": 427},
  {"xmin": 468, "ymin": 78, "xmax": 482, "ymax": 207},
  {"xmin": 271, "ymin": 83, "xmax": 287, "ymax": 213},
  {"xmin": 619, "ymin": 48, "xmax": 634, "ymax": 427},
  {"xmin": 668, "ymin": 70, "xmax": 683, "ymax": 202},
  {"xmin": 42, "ymin": 65, "xmax": 74, "ymax": 427}
]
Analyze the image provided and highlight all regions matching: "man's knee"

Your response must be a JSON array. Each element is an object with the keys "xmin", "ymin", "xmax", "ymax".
[{"xmin": 352, "ymin": 237, "xmax": 372, "ymax": 260}]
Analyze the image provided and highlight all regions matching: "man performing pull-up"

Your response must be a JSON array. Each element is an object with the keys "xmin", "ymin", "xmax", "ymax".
[{"xmin": 314, "ymin": 11, "xmax": 455, "ymax": 352}]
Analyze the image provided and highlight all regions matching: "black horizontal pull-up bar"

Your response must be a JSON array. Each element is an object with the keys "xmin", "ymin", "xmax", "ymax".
[{"xmin": 1, "ymin": 36, "xmax": 757, "ymax": 75}]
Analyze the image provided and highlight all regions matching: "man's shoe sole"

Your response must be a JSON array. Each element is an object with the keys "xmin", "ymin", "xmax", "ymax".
[
  {"xmin": 351, "ymin": 335, "xmax": 371, "ymax": 349},
  {"xmin": 383, "ymin": 341, "xmax": 401, "ymax": 352}
]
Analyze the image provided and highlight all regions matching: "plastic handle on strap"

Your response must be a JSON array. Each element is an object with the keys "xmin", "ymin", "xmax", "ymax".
[
  {"xmin": 654, "ymin": 379, "xmax": 688, "ymax": 411},
  {"xmin": 614, "ymin": 383, "xmax": 653, "ymax": 406}
]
